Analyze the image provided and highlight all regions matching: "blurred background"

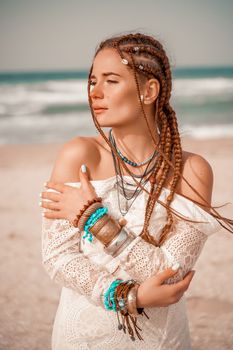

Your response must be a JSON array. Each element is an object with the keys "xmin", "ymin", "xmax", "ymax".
[
  {"xmin": 0, "ymin": 1, "xmax": 233, "ymax": 350},
  {"xmin": 0, "ymin": 0, "xmax": 233, "ymax": 144}
]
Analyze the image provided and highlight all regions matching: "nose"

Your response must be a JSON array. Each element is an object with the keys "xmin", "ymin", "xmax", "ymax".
[{"xmin": 89, "ymin": 82, "xmax": 104, "ymax": 100}]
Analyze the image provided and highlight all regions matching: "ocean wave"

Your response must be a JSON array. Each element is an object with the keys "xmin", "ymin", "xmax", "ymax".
[
  {"xmin": 0, "ymin": 77, "xmax": 233, "ymax": 118},
  {"xmin": 0, "ymin": 80, "xmax": 89, "ymax": 116},
  {"xmin": 180, "ymin": 124, "xmax": 233, "ymax": 139},
  {"xmin": 0, "ymin": 111, "xmax": 232, "ymax": 144},
  {"xmin": 173, "ymin": 77, "xmax": 233, "ymax": 97}
]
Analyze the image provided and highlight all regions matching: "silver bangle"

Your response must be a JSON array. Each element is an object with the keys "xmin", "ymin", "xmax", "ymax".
[
  {"xmin": 104, "ymin": 227, "xmax": 135, "ymax": 257},
  {"xmin": 127, "ymin": 284, "xmax": 141, "ymax": 317}
]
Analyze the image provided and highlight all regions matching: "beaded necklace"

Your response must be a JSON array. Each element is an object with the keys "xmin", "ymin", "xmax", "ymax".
[
  {"xmin": 108, "ymin": 129, "xmax": 159, "ymax": 216},
  {"xmin": 109, "ymin": 128, "xmax": 158, "ymax": 169}
]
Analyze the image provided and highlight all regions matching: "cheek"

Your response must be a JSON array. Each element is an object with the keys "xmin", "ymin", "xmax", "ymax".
[{"xmin": 112, "ymin": 87, "xmax": 139, "ymax": 116}]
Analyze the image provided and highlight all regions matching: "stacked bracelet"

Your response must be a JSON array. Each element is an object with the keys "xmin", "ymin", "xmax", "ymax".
[
  {"xmin": 73, "ymin": 197, "xmax": 135, "ymax": 257},
  {"xmin": 104, "ymin": 279, "xmax": 149, "ymax": 341},
  {"xmin": 72, "ymin": 197, "xmax": 103, "ymax": 229},
  {"xmin": 83, "ymin": 207, "xmax": 108, "ymax": 242},
  {"xmin": 104, "ymin": 279, "xmax": 123, "ymax": 311},
  {"xmin": 89, "ymin": 213, "xmax": 122, "ymax": 246},
  {"xmin": 104, "ymin": 227, "xmax": 135, "ymax": 257}
]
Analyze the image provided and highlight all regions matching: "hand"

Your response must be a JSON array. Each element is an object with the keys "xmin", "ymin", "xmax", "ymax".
[
  {"xmin": 137, "ymin": 267, "xmax": 195, "ymax": 308},
  {"xmin": 40, "ymin": 165, "xmax": 99, "ymax": 224}
]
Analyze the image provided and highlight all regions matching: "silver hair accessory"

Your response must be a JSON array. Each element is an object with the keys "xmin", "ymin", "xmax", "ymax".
[
  {"xmin": 139, "ymin": 64, "xmax": 144, "ymax": 70},
  {"xmin": 140, "ymin": 95, "xmax": 144, "ymax": 101},
  {"xmin": 134, "ymin": 46, "xmax": 139, "ymax": 52},
  {"xmin": 121, "ymin": 59, "xmax": 128, "ymax": 65}
]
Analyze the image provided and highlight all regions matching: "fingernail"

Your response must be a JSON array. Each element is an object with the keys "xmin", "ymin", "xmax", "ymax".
[
  {"xmin": 42, "ymin": 212, "xmax": 45, "ymax": 217},
  {"xmin": 44, "ymin": 182, "xmax": 48, "ymax": 187},
  {"xmin": 39, "ymin": 201, "xmax": 42, "ymax": 206},
  {"xmin": 39, "ymin": 193, "xmax": 42, "ymax": 197},
  {"xmin": 81, "ymin": 164, "xmax": 86, "ymax": 173},
  {"xmin": 172, "ymin": 263, "xmax": 180, "ymax": 271}
]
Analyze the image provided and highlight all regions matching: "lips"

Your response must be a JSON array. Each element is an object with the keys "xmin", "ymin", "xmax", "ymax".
[
  {"xmin": 93, "ymin": 107, "xmax": 108, "ymax": 110},
  {"xmin": 93, "ymin": 106, "xmax": 108, "ymax": 114}
]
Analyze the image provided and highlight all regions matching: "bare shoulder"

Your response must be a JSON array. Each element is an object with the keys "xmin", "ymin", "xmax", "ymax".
[
  {"xmin": 49, "ymin": 136, "xmax": 100, "ymax": 183},
  {"xmin": 176, "ymin": 151, "xmax": 214, "ymax": 210}
]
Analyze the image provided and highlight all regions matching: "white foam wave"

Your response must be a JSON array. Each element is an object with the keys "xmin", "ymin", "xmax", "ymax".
[
  {"xmin": 0, "ymin": 80, "xmax": 89, "ymax": 116},
  {"xmin": 0, "ymin": 77, "xmax": 233, "ymax": 117},
  {"xmin": 181, "ymin": 124, "xmax": 233, "ymax": 139},
  {"xmin": 173, "ymin": 78, "xmax": 233, "ymax": 97}
]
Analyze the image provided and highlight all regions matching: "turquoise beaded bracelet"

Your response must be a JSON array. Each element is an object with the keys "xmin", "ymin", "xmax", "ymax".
[
  {"xmin": 83, "ymin": 206, "xmax": 108, "ymax": 242},
  {"xmin": 104, "ymin": 279, "xmax": 123, "ymax": 311}
]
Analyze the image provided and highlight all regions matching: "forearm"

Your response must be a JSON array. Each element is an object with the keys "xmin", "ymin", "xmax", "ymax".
[
  {"xmin": 42, "ymin": 216, "xmax": 127, "ymax": 307},
  {"xmin": 42, "ymin": 212, "xmax": 207, "ymax": 313},
  {"xmin": 117, "ymin": 218, "xmax": 207, "ymax": 282},
  {"xmin": 85, "ymin": 201, "xmax": 208, "ymax": 284}
]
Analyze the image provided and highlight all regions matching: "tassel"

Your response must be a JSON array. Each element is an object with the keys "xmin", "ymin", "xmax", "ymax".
[
  {"xmin": 129, "ymin": 315, "xmax": 144, "ymax": 341},
  {"xmin": 142, "ymin": 309, "xmax": 150, "ymax": 319}
]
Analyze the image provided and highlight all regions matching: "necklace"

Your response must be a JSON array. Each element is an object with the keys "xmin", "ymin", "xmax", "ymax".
[
  {"xmin": 109, "ymin": 129, "xmax": 158, "ymax": 181},
  {"xmin": 109, "ymin": 128, "xmax": 158, "ymax": 167},
  {"xmin": 108, "ymin": 129, "xmax": 159, "ymax": 216}
]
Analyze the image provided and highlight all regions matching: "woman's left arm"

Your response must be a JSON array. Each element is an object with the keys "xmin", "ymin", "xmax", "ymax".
[{"xmin": 111, "ymin": 153, "xmax": 219, "ymax": 283}]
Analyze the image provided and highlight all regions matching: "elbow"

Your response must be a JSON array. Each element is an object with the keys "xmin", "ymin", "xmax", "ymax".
[{"xmin": 42, "ymin": 258, "xmax": 57, "ymax": 281}]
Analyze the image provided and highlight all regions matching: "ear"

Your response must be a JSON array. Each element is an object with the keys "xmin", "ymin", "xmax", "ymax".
[{"xmin": 143, "ymin": 79, "xmax": 160, "ymax": 105}]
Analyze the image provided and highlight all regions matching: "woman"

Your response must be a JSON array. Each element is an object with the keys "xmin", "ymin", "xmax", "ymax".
[{"xmin": 40, "ymin": 32, "xmax": 231, "ymax": 349}]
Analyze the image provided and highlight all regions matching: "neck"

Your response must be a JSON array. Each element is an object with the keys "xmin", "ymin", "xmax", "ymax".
[{"xmin": 110, "ymin": 125, "xmax": 159, "ymax": 164}]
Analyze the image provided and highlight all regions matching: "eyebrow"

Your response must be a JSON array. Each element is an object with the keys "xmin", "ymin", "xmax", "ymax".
[{"xmin": 90, "ymin": 72, "xmax": 122, "ymax": 79}]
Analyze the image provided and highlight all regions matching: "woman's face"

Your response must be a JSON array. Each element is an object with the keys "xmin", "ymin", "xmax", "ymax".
[{"xmin": 89, "ymin": 48, "xmax": 143, "ymax": 128}]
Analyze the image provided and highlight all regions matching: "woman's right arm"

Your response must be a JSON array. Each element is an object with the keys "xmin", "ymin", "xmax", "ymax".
[{"xmin": 42, "ymin": 212, "xmax": 194, "ymax": 308}]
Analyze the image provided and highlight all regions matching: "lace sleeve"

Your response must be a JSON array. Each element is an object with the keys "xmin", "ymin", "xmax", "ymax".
[
  {"xmin": 41, "ymin": 215, "xmax": 127, "ymax": 307},
  {"xmin": 42, "ymin": 182, "xmax": 221, "ymax": 307},
  {"xmin": 114, "ymin": 215, "xmax": 220, "ymax": 284}
]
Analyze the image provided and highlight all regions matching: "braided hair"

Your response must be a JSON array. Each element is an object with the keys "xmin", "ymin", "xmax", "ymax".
[{"xmin": 87, "ymin": 32, "xmax": 233, "ymax": 246}]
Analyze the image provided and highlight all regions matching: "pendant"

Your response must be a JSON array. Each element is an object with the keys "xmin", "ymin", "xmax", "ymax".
[
  {"xmin": 121, "ymin": 198, "xmax": 129, "ymax": 214},
  {"xmin": 118, "ymin": 217, "xmax": 127, "ymax": 226}
]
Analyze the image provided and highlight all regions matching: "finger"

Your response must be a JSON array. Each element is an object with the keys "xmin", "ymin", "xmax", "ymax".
[
  {"xmin": 79, "ymin": 164, "xmax": 95, "ymax": 191},
  {"xmin": 42, "ymin": 210, "xmax": 63, "ymax": 220},
  {"xmin": 40, "ymin": 200, "xmax": 60, "ymax": 210},
  {"xmin": 45, "ymin": 182, "xmax": 66, "ymax": 193},
  {"xmin": 156, "ymin": 263, "xmax": 180, "ymax": 284},
  {"xmin": 182, "ymin": 270, "xmax": 196, "ymax": 288},
  {"xmin": 40, "ymin": 191, "xmax": 60, "ymax": 202},
  {"xmin": 79, "ymin": 164, "xmax": 89, "ymax": 184},
  {"xmin": 173, "ymin": 270, "xmax": 195, "ymax": 293}
]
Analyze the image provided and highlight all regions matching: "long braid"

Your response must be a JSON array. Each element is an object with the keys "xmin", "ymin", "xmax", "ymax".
[{"xmin": 87, "ymin": 32, "xmax": 233, "ymax": 248}]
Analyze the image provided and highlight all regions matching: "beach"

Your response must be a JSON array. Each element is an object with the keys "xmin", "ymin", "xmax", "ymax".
[{"xmin": 0, "ymin": 137, "xmax": 233, "ymax": 350}]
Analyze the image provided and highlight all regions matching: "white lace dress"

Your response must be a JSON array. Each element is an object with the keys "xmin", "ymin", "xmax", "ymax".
[{"xmin": 41, "ymin": 176, "xmax": 221, "ymax": 350}]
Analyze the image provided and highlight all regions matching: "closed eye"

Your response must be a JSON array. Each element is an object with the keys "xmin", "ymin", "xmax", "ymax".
[{"xmin": 89, "ymin": 80, "xmax": 118, "ymax": 86}]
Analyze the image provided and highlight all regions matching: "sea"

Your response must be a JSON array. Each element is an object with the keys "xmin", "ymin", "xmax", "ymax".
[{"xmin": 0, "ymin": 66, "xmax": 233, "ymax": 144}]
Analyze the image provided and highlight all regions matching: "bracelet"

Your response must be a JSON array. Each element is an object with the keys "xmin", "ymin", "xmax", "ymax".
[
  {"xmin": 72, "ymin": 197, "xmax": 102, "ymax": 228},
  {"xmin": 104, "ymin": 227, "xmax": 135, "ymax": 257},
  {"xmin": 115, "ymin": 280, "xmax": 148, "ymax": 341},
  {"xmin": 83, "ymin": 207, "xmax": 108, "ymax": 242},
  {"xmin": 89, "ymin": 214, "xmax": 122, "ymax": 246},
  {"xmin": 127, "ymin": 284, "xmax": 144, "ymax": 317},
  {"xmin": 104, "ymin": 279, "xmax": 123, "ymax": 311},
  {"xmin": 76, "ymin": 201, "xmax": 103, "ymax": 231},
  {"xmin": 103, "ymin": 279, "xmax": 149, "ymax": 341},
  {"xmin": 76, "ymin": 201, "xmax": 136, "ymax": 257}
]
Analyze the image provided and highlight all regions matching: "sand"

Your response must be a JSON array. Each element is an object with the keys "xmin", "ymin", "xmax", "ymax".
[{"xmin": 0, "ymin": 137, "xmax": 233, "ymax": 350}]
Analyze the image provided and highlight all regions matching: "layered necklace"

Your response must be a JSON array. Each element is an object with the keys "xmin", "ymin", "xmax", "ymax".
[{"xmin": 108, "ymin": 128, "xmax": 159, "ymax": 216}]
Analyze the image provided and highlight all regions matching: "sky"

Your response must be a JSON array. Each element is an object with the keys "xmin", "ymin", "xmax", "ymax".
[{"xmin": 0, "ymin": 0, "xmax": 233, "ymax": 72}]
